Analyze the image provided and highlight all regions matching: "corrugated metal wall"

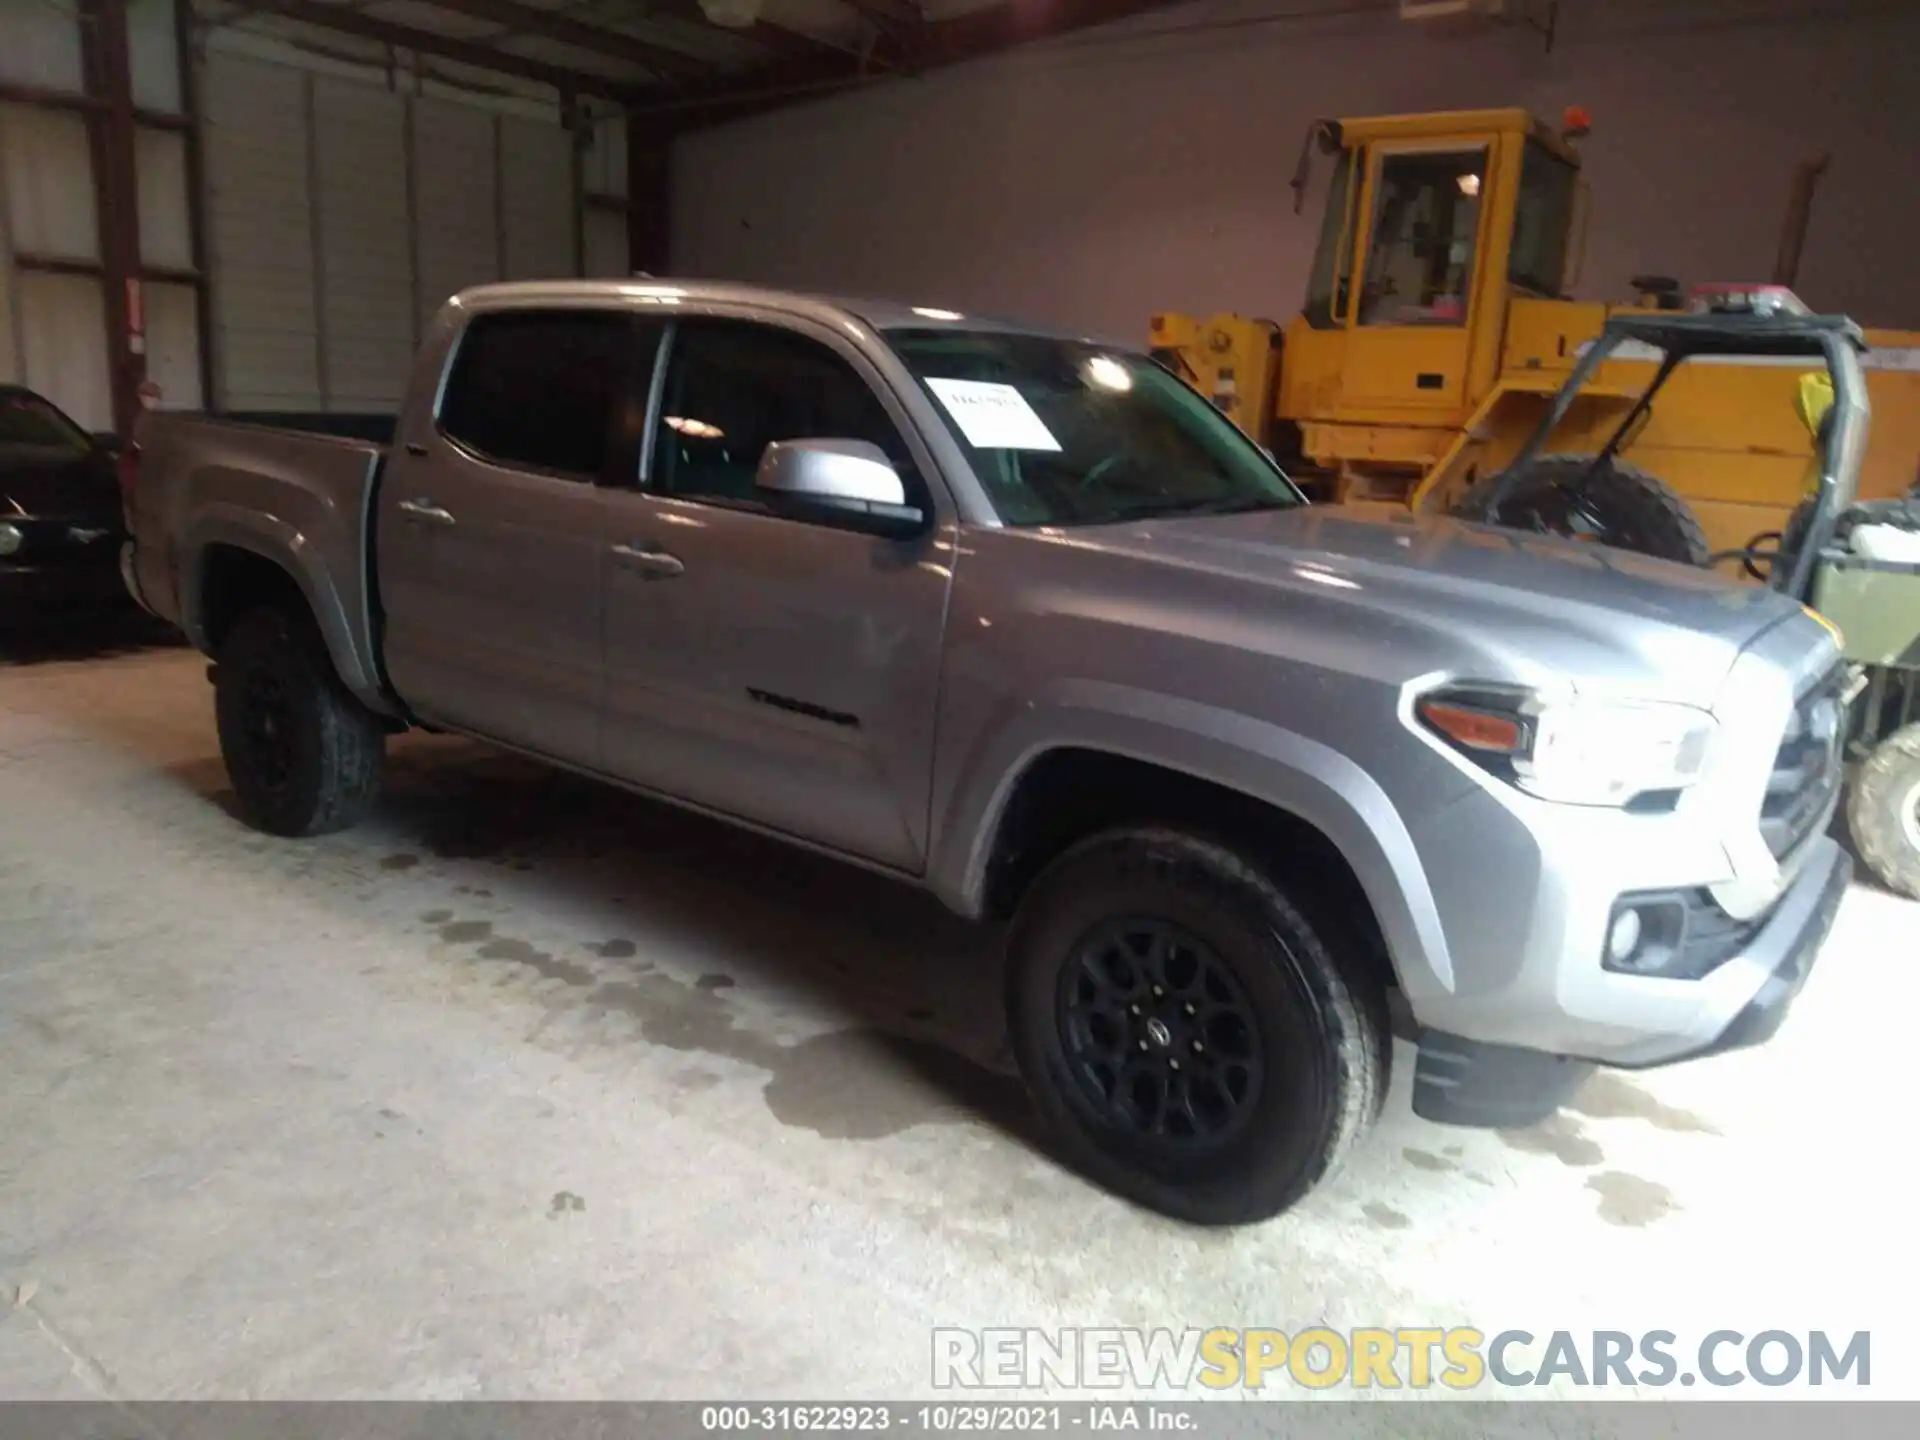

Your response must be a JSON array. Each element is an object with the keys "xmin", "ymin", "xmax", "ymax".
[
  {"xmin": 201, "ymin": 42, "xmax": 620, "ymax": 416},
  {"xmin": 0, "ymin": 3, "xmax": 630, "ymax": 427},
  {"xmin": 0, "ymin": 0, "xmax": 199, "ymax": 430}
]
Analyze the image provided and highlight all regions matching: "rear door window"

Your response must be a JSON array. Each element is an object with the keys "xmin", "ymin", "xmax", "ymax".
[{"xmin": 438, "ymin": 310, "xmax": 639, "ymax": 480}]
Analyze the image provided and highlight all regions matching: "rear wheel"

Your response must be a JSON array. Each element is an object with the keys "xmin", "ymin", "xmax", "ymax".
[
  {"xmin": 1452, "ymin": 453, "xmax": 1710, "ymax": 567},
  {"xmin": 1005, "ymin": 828, "xmax": 1389, "ymax": 1226},
  {"xmin": 213, "ymin": 606, "xmax": 385, "ymax": 837},
  {"xmin": 1850, "ymin": 724, "xmax": 1920, "ymax": 901}
]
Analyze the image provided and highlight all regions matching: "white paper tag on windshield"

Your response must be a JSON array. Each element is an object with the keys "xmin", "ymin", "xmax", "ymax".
[{"xmin": 925, "ymin": 378, "xmax": 1062, "ymax": 451}]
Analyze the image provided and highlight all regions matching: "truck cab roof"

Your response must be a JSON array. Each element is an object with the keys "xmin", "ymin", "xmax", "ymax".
[{"xmin": 443, "ymin": 278, "xmax": 1129, "ymax": 350}]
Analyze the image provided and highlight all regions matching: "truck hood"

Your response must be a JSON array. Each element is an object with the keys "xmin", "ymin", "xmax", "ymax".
[{"xmin": 1089, "ymin": 503, "xmax": 1807, "ymax": 705}]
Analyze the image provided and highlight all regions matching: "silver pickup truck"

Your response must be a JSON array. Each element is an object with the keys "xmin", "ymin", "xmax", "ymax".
[{"xmin": 121, "ymin": 280, "xmax": 1852, "ymax": 1225}]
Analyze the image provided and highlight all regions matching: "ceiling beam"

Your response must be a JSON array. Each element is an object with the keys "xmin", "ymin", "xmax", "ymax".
[
  {"xmin": 420, "ymin": 0, "xmax": 713, "ymax": 81},
  {"xmin": 214, "ymin": 0, "xmax": 649, "ymax": 99},
  {"xmin": 651, "ymin": 0, "xmax": 1187, "ymax": 128},
  {"xmin": 837, "ymin": 0, "xmax": 923, "ymax": 28},
  {"xmin": 918, "ymin": 0, "xmax": 1186, "ymax": 64},
  {"xmin": 629, "ymin": 0, "xmax": 888, "ymax": 69}
]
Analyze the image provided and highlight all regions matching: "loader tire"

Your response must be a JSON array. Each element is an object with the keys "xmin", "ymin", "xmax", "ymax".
[
  {"xmin": 1849, "ymin": 723, "xmax": 1920, "ymax": 901},
  {"xmin": 1452, "ymin": 453, "xmax": 1711, "ymax": 567}
]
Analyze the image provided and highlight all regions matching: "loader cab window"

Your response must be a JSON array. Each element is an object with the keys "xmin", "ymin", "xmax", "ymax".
[
  {"xmin": 1509, "ymin": 138, "xmax": 1579, "ymax": 297},
  {"xmin": 1356, "ymin": 147, "xmax": 1486, "ymax": 327},
  {"xmin": 1302, "ymin": 149, "xmax": 1357, "ymax": 329}
]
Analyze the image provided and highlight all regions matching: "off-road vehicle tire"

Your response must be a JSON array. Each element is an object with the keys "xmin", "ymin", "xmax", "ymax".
[
  {"xmin": 1453, "ymin": 453, "xmax": 1711, "ymax": 567},
  {"xmin": 1850, "ymin": 724, "xmax": 1920, "ymax": 901}
]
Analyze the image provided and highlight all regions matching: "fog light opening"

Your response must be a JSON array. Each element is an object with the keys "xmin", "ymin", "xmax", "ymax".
[{"xmin": 1607, "ymin": 907, "xmax": 1645, "ymax": 965}]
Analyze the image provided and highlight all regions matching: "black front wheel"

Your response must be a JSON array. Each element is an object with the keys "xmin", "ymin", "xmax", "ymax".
[
  {"xmin": 213, "ymin": 606, "xmax": 386, "ymax": 837},
  {"xmin": 1006, "ymin": 828, "xmax": 1389, "ymax": 1226},
  {"xmin": 1452, "ymin": 454, "xmax": 1710, "ymax": 567}
]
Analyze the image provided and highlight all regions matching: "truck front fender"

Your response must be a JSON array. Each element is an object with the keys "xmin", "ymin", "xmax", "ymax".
[
  {"xmin": 182, "ymin": 504, "xmax": 393, "ymax": 716},
  {"xmin": 928, "ymin": 677, "xmax": 1456, "ymax": 997}
]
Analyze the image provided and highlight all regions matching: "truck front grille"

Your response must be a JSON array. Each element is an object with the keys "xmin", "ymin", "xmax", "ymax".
[{"xmin": 1759, "ymin": 665, "xmax": 1847, "ymax": 861}]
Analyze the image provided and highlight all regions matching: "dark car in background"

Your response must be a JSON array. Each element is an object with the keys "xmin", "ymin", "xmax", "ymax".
[{"xmin": 0, "ymin": 384, "xmax": 134, "ymax": 630}]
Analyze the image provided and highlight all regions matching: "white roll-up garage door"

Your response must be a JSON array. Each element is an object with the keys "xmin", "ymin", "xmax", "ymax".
[
  {"xmin": 501, "ymin": 116, "xmax": 575, "ymax": 282},
  {"xmin": 312, "ymin": 77, "xmax": 411, "ymax": 411},
  {"xmin": 413, "ymin": 99, "xmax": 499, "ymax": 338},
  {"xmin": 202, "ymin": 53, "xmax": 319, "ymax": 412},
  {"xmin": 202, "ymin": 44, "xmax": 596, "ymax": 417}
]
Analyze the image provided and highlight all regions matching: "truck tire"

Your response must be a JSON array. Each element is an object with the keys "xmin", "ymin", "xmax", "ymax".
[
  {"xmin": 1005, "ymin": 828, "xmax": 1389, "ymax": 1226},
  {"xmin": 1452, "ymin": 454, "xmax": 1711, "ymax": 567},
  {"xmin": 1849, "ymin": 723, "xmax": 1920, "ymax": 901},
  {"xmin": 213, "ymin": 605, "xmax": 385, "ymax": 837}
]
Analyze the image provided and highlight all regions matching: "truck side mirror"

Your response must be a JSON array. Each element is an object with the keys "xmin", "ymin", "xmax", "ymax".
[{"xmin": 755, "ymin": 438, "xmax": 927, "ymax": 538}]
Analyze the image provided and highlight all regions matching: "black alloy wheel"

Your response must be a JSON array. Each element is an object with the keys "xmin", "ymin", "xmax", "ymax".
[{"xmin": 1056, "ymin": 916, "xmax": 1263, "ymax": 1147}]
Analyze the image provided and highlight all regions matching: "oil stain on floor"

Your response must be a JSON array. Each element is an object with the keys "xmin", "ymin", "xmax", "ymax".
[
  {"xmin": 425, "ymin": 913, "xmax": 1028, "ymax": 1146},
  {"xmin": 1586, "ymin": 1171, "xmax": 1679, "ymax": 1227},
  {"xmin": 1362, "ymin": 1202, "xmax": 1412, "ymax": 1230},
  {"xmin": 1566, "ymin": 1072, "xmax": 1719, "ymax": 1135},
  {"xmin": 1498, "ymin": 1114, "xmax": 1606, "ymax": 1168}
]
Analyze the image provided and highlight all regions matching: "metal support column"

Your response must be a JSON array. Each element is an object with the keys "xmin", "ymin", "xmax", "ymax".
[
  {"xmin": 175, "ymin": 0, "xmax": 217, "ymax": 411},
  {"xmin": 79, "ymin": 0, "xmax": 144, "ymax": 438}
]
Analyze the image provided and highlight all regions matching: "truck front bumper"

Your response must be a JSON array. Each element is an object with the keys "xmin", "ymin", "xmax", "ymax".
[{"xmin": 1412, "ymin": 836, "xmax": 1852, "ymax": 1128}]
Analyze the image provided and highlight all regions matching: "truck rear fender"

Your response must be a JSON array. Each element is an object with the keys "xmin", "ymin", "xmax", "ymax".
[
  {"xmin": 930, "ymin": 679, "xmax": 1456, "ymax": 999},
  {"xmin": 183, "ymin": 502, "xmax": 393, "ymax": 716}
]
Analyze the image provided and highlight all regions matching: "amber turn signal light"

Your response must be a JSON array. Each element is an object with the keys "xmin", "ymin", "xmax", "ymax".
[{"xmin": 1417, "ymin": 699, "xmax": 1525, "ymax": 754}]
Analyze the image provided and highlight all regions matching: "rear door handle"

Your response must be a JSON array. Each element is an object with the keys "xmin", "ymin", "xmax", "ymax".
[
  {"xmin": 610, "ymin": 542, "xmax": 685, "ymax": 579},
  {"xmin": 397, "ymin": 498, "xmax": 455, "ymax": 527}
]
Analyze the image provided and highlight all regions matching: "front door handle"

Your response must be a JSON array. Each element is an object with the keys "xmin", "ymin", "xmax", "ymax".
[
  {"xmin": 397, "ymin": 498, "xmax": 456, "ymax": 527},
  {"xmin": 610, "ymin": 542, "xmax": 685, "ymax": 579}
]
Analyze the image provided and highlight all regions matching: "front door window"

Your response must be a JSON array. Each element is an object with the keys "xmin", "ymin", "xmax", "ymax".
[{"xmin": 1357, "ymin": 148, "xmax": 1487, "ymax": 327}]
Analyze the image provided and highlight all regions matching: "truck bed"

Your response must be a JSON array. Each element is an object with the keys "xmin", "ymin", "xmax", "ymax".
[
  {"xmin": 125, "ymin": 409, "xmax": 392, "ymax": 712},
  {"xmin": 217, "ymin": 411, "xmax": 398, "ymax": 447}
]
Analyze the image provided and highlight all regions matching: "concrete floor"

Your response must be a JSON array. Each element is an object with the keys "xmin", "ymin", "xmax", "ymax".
[{"xmin": 2, "ymin": 635, "xmax": 1916, "ymax": 1405}]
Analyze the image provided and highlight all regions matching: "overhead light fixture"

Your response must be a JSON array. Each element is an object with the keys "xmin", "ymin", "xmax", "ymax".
[
  {"xmin": 912, "ymin": 307, "xmax": 963, "ymax": 321},
  {"xmin": 665, "ymin": 416, "xmax": 725, "ymax": 439},
  {"xmin": 1457, "ymin": 172, "xmax": 1481, "ymax": 197},
  {"xmin": 700, "ymin": 0, "xmax": 761, "ymax": 27}
]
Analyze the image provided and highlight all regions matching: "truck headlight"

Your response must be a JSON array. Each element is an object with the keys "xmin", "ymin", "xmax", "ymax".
[
  {"xmin": 1416, "ymin": 684, "xmax": 1717, "ymax": 808},
  {"xmin": 0, "ymin": 523, "xmax": 21, "ymax": 557}
]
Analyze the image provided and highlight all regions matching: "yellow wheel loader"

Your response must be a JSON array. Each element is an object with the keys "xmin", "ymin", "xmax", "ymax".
[{"xmin": 1148, "ymin": 107, "xmax": 1920, "ymax": 566}]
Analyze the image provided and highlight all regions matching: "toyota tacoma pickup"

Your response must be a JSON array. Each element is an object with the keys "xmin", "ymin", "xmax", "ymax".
[{"xmin": 120, "ymin": 280, "xmax": 1853, "ymax": 1225}]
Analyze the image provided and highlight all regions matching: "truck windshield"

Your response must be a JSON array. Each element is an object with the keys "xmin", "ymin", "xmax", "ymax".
[
  {"xmin": 885, "ymin": 328, "xmax": 1303, "ymax": 528},
  {"xmin": 1509, "ymin": 138, "xmax": 1579, "ymax": 297}
]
